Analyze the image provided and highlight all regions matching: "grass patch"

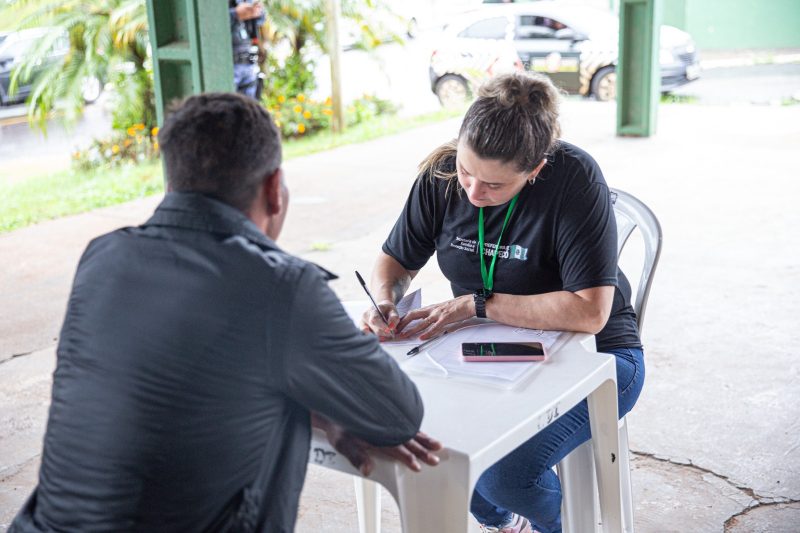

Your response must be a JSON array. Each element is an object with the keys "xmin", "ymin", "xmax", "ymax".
[
  {"xmin": 0, "ymin": 161, "xmax": 164, "ymax": 233},
  {"xmin": 282, "ymin": 106, "xmax": 465, "ymax": 159},
  {"xmin": 0, "ymin": 107, "xmax": 465, "ymax": 234},
  {"xmin": 660, "ymin": 93, "xmax": 698, "ymax": 104}
]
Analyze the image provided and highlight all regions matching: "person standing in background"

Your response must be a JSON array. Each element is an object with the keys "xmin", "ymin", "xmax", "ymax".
[{"xmin": 230, "ymin": 1, "xmax": 265, "ymax": 99}]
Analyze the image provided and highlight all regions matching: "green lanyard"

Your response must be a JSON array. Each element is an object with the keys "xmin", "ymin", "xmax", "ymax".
[{"xmin": 478, "ymin": 193, "xmax": 520, "ymax": 292}]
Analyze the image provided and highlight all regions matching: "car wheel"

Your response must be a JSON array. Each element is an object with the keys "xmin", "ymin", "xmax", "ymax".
[
  {"xmin": 81, "ymin": 76, "xmax": 103, "ymax": 104},
  {"xmin": 435, "ymin": 74, "xmax": 470, "ymax": 108},
  {"xmin": 591, "ymin": 66, "xmax": 616, "ymax": 102}
]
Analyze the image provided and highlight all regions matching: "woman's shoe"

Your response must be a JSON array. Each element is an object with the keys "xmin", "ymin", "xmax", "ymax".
[{"xmin": 479, "ymin": 513, "xmax": 533, "ymax": 533}]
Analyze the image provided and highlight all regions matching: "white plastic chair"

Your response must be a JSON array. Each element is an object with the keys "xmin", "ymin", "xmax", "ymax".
[
  {"xmin": 558, "ymin": 188, "xmax": 663, "ymax": 533},
  {"xmin": 353, "ymin": 189, "xmax": 663, "ymax": 533}
]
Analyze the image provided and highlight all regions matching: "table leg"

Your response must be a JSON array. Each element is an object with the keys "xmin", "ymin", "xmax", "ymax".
[
  {"xmin": 393, "ymin": 450, "xmax": 475, "ymax": 533},
  {"xmin": 587, "ymin": 378, "xmax": 622, "ymax": 533},
  {"xmin": 355, "ymin": 477, "xmax": 381, "ymax": 533}
]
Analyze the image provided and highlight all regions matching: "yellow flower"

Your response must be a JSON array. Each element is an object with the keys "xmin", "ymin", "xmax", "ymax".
[
  {"xmin": 151, "ymin": 126, "xmax": 159, "ymax": 137},
  {"xmin": 324, "ymin": 96, "xmax": 332, "ymax": 106},
  {"xmin": 153, "ymin": 141, "xmax": 159, "ymax": 151},
  {"xmin": 322, "ymin": 109, "xmax": 333, "ymax": 116},
  {"xmin": 123, "ymin": 139, "xmax": 132, "ymax": 147},
  {"xmin": 275, "ymin": 120, "xmax": 282, "ymax": 128},
  {"xmin": 297, "ymin": 123, "xmax": 306, "ymax": 134},
  {"xmin": 127, "ymin": 127, "xmax": 136, "ymax": 136},
  {"xmin": 303, "ymin": 110, "xmax": 312, "ymax": 119},
  {"xmin": 293, "ymin": 105, "xmax": 303, "ymax": 113},
  {"xmin": 277, "ymin": 95, "xmax": 286, "ymax": 103},
  {"xmin": 134, "ymin": 123, "xmax": 145, "ymax": 131},
  {"xmin": 297, "ymin": 94, "xmax": 306, "ymax": 103},
  {"xmin": 112, "ymin": 145, "xmax": 120, "ymax": 154}
]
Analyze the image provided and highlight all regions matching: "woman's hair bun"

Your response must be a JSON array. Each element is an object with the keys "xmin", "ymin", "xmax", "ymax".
[{"xmin": 478, "ymin": 71, "xmax": 560, "ymax": 113}]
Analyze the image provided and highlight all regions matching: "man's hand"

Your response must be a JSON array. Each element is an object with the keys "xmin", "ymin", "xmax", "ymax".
[
  {"xmin": 312, "ymin": 413, "xmax": 442, "ymax": 476},
  {"xmin": 235, "ymin": 1, "xmax": 263, "ymax": 21}
]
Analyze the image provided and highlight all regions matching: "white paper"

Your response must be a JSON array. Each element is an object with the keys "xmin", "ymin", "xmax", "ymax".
[
  {"xmin": 403, "ymin": 321, "xmax": 567, "ymax": 387},
  {"xmin": 381, "ymin": 289, "xmax": 425, "ymax": 346}
]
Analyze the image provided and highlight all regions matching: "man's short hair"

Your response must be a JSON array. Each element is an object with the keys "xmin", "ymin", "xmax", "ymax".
[{"xmin": 158, "ymin": 92, "xmax": 282, "ymax": 211}]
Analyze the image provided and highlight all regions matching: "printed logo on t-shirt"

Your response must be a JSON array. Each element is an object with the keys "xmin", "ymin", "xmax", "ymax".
[{"xmin": 450, "ymin": 237, "xmax": 528, "ymax": 261}]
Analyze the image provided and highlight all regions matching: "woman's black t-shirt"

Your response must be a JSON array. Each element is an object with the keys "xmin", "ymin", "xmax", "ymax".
[{"xmin": 382, "ymin": 141, "xmax": 641, "ymax": 351}]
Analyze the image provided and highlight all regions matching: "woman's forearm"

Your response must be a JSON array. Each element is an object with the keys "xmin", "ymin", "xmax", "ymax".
[
  {"xmin": 371, "ymin": 252, "xmax": 416, "ymax": 304},
  {"xmin": 486, "ymin": 286, "xmax": 614, "ymax": 334}
]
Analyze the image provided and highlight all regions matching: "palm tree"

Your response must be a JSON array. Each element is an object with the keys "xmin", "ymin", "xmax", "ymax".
[
  {"xmin": 2, "ymin": 0, "xmax": 398, "ymax": 131},
  {"xmin": 1, "ymin": 0, "xmax": 150, "ymax": 131},
  {"xmin": 259, "ymin": 0, "xmax": 404, "ymax": 100}
]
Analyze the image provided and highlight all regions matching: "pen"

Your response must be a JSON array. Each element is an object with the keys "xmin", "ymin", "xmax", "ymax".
[
  {"xmin": 406, "ymin": 331, "xmax": 448, "ymax": 357},
  {"xmin": 355, "ymin": 270, "xmax": 390, "ymax": 328}
]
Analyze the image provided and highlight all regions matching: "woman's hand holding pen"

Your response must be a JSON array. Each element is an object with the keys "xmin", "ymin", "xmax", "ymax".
[
  {"xmin": 360, "ymin": 300, "xmax": 400, "ymax": 341},
  {"xmin": 395, "ymin": 295, "xmax": 474, "ymax": 341}
]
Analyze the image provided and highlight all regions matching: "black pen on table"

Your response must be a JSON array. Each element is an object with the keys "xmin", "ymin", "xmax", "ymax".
[
  {"xmin": 406, "ymin": 331, "xmax": 448, "ymax": 358},
  {"xmin": 355, "ymin": 270, "xmax": 390, "ymax": 328}
]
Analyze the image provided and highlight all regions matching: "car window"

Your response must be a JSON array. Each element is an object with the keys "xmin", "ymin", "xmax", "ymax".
[
  {"xmin": 458, "ymin": 17, "xmax": 509, "ymax": 39},
  {"xmin": 515, "ymin": 15, "xmax": 569, "ymax": 40}
]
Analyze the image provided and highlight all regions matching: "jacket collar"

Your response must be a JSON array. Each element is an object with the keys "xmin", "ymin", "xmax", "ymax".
[
  {"xmin": 145, "ymin": 192, "xmax": 279, "ymax": 251},
  {"xmin": 144, "ymin": 192, "xmax": 338, "ymax": 281}
]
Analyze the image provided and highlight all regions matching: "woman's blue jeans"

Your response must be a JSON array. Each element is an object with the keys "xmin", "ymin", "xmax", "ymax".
[{"xmin": 470, "ymin": 347, "xmax": 645, "ymax": 533}]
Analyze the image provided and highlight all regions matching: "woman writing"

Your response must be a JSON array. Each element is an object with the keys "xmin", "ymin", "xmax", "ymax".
[{"xmin": 361, "ymin": 71, "xmax": 645, "ymax": 533}]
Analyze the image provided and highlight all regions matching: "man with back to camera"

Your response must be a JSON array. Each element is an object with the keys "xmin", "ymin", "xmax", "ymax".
[{"xmin": 9, "ymin": 93, "xmax": 441, "ymax": 532}]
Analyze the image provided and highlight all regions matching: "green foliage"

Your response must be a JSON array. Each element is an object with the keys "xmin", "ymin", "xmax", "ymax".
[
  {"xmin": 265, "ymin": 53, "xmax": 316, "ymax": 101},
  {"xmin": 110, "ymin": 63, "xmax": 156, "ymax": 132},
  {"xmin": 346, "ymin": 93, "xmax": 397, "ymax": 125},
  {"xmin": 268, "ymin": 93, "xmax": 331, "ymax": 138},
  {"xmin": 72, "ymin": 124, "xmax": 159, "ymax": 171},
  {"xmin": 0, "ymin": 161, "xmax": 163, "ymax": 233},
  {"xmin": 2, "ymin": 106, "xmax": 465, "ymax": 234},
  {"xmin": 3, "ymin": 0, "xmax": 404, "ymax": 136},
  {"xmin": 266, "ymin": 93, "xmax": 397, "ymax": 138},
  {"xmin": 259, "ymin": 0, "xmax": 405, "ymax": 121},
  {"xmin": 660, "ymin": 93, "xmax": 698, "ymax": 104},
  {"xmin": 3, "ymin": 0, "xmax": 151, "ymax": 131}
]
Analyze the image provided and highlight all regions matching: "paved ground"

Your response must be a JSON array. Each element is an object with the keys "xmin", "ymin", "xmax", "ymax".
[{"xmin": 1, "ymin": 99, "xmax": 799, "ymax": 531}]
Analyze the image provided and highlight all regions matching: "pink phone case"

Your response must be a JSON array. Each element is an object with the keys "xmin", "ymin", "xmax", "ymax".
[{"xmin": 462, "ymin": 354, "xmax": 546, "ymax": 362}]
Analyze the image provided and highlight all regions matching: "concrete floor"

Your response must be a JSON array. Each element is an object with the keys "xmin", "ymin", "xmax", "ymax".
[{"xmin": 1, "ymin": 99, "xmax": 799, "ymax": 531}]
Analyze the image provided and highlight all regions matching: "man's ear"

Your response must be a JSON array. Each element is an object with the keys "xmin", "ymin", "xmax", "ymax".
[{"xmin": 264, "ymin": 168, "xmax": 283, "ymax": 216}]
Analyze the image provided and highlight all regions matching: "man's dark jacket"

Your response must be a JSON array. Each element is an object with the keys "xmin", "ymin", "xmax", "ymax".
[{"xmin": 10, "ymin": 193, "xmax": 424, "ymax": 532}]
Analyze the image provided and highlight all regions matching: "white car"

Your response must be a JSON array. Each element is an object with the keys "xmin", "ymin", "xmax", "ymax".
[{"xmin": 429, "ymin": 1, "xmax": 700, "ymax": 104}]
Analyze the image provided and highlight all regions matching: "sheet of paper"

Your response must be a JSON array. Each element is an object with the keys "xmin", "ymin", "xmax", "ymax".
[
  {"xmin": 402, "ymin": 321, "xmax": 567, "ymax": 387},
  {"xmin": 381, "ymin": 289, "xmax": 424, "ymax": 346}
]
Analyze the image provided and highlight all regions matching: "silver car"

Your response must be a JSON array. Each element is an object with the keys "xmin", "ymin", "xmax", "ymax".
[{"xmin": 429, "ymin": 1, "xmax": 700, "ymax": 105}]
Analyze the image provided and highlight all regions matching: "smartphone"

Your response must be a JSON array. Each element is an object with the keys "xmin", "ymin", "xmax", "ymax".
[{"xmin": 461, "ymin": 342, "xmax": 547, "ymax": 362}]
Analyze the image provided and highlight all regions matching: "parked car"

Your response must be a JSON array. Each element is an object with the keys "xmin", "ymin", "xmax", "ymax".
[
  {"xmin": 429, "ymin": 1, "xmax": 700, "ymax": 106},
  {"xmin": 0, "ymin": 27, "xmax": 102, "ymax": 106}
]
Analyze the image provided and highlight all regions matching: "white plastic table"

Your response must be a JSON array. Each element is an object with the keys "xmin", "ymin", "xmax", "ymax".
[{"xmin": 308, "ymin": 304, "xmax": 622, "ymax": 533}]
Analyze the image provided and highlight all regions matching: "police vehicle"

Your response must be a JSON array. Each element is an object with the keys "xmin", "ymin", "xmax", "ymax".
[{"xmin": 429, "ymin": 1, "xmax": 700, "ymax": 106}]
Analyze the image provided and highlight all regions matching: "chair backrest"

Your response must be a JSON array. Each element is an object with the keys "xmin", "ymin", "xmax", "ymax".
[{"xmin": 610, "ymin": 188, "xmax": 663, "ymax": 335}]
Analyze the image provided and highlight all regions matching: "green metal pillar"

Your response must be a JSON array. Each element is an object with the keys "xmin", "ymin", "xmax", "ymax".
[
  {"xmin": 145, "ymin": 0, "xmax": 234, "ymax": 128},
  {"xmin": 616, "ymin": 0, "xmax": 661, "ymax": 137}
]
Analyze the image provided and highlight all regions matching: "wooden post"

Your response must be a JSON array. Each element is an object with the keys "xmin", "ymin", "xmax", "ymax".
[{"xmin": 325, "ymin": 0, "xmax": 345, "ymax": 133}]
